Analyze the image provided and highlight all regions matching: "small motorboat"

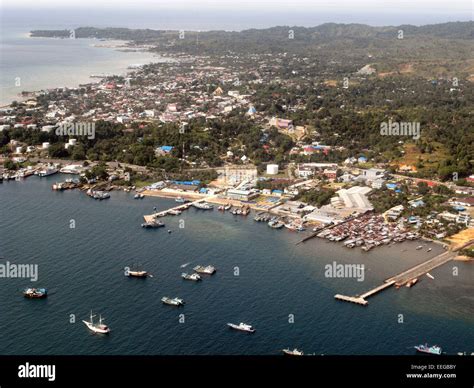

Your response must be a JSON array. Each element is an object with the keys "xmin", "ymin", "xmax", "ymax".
[
  {"xmin": 227, "ymin": 322, "xmax": 255, "ymax": 333},
  {"xmin": 161, "ymin": 297, "xmax": 185, "ymax": 306}
]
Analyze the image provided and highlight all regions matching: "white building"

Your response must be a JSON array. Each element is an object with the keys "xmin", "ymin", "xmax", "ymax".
[
  {"xmin": 266, "ymin": 164, "xmax": 279, "ymax": 175},
  {"xmin": 335, "ymin": 186, "xmax": 373, "ymax": 210}
]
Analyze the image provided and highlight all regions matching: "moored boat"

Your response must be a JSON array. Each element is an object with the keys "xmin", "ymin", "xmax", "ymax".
[
  {"xmin": 181, "ymin": 272, "xmax": 201, "ymax": 281},
  {"xmin": 83, "ymin": 311, "xmax": 110, "ymax": 334},
  {"xmin": 23, "ymin": 287, "xmax": 47, "ymax": 299},
  {"xmin": 141, "ymin": 220, "xmax": 165, "ymax": 228},
  {"xmin": 193, "ymin": 202, "xmax": 213, "ymax": 210},
  {"xmin": 193, "ymin": 265, "xmax": 216, "ymax": 275}
]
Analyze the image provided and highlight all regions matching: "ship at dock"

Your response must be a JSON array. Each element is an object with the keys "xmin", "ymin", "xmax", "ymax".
[
  {"xmin": 141, "ymin": 220, "xmax": 165, "ymax": 228},
  {"xmin": 192, "ymin": 202, "xmax": 213, "ymax": 210}
]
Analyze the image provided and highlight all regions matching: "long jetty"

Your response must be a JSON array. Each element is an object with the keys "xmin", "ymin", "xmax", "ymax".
[
  {"xmin": 143, "ymin": 198, "xmax": 206, "ymax": 222},
  {"xmin": 334, "ymin": 240, "xmax": 473, "ymax": 306}
]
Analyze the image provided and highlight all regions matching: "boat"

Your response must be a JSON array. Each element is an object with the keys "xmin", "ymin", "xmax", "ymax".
[
  {"xmin": 175, "ymin": 197, "xmax": 188, "ymax": 203},
  {"xmin": 167, "ymin": 209, "xmax": 182, "ymax": 215},
  {"xmin": 126, "ymin": 269, "xmax": 149, "ymax": 278},
  {"xmin": 218, "ymin": 205, "xmax": 225, "ymax": 211},
  {"xmin": 161, "ymin": 297, "xmax": 185, "ymax": 306},
  {"xmin": 416, "ymin": 245, "xmax": 423, "ymax": 250},
  {"xmin": 414, "ymin": 344, "xmax": 442, "ymax": 355},
  {"xmin": 23, "ymin": 287, "xmax": 47, "ymax": 299},
  {"xmin": 193, "ymin": 265, "xmax": 216, "ymax": 275},
  {"xmin": 268, "ymin": 220, "xmax": 284, "ymax": 229},
  {"xmin": 193, "ymin": 202, "xmax": 213, "ymax": 210},
  {"xmin": 180, "ymin": 262, "xmax": 191, "ymax": 268},
  {"xmin": 426, "ymin": 273, "xmax": 435, "ymax": 280},
  {"xmin": 134, "ymin": 193, "xmax": 145, "ymax": 199},
  {"xmin": 427, "ymin": 248, "xmax": 432, "ymax": 252},
  {"xmin": 141, "ymin": 220, "xmax": 165, "ymax": 228},
  {"xmin": 406, "ymin": 278, "xmax": 418, "ymax": 288},
  {"xmin": 224, "ymin": 204, "xmax": 232, "ymax": 211},
  {"xmin": 282, "ymin": 348, "xmax": 304, "ymax": 356},
  {"xmin": 82, "ymin": 311, "xmax": 111, "ymax": 334},
  {"xmin": 181, "ymin": 272, "xmax": 201, "ymax": 281},
  {"xmin": 37, "ymin": 167, "xmax": 58, "ymax": 177},
  {"xmin": 227, "ymin": 322, "xmax": 255, "ymax": 333}
]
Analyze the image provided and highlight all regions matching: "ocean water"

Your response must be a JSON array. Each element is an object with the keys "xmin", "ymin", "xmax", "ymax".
[{"xmin": 0, "ymin": 175, "xmax": 472, "ymax": 355}]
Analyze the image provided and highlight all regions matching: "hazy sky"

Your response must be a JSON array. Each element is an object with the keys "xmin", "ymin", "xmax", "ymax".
[{"xmin": 2, "ymin": 0, "xmax": 472, "ymax": 13}]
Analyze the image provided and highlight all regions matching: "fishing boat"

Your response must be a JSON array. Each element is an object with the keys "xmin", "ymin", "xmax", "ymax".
[
  {"xmin": 23, "ymin": 287, "xmax": 47, "ymax": 299},
  {"xmin": 227, "ymin": 322, "xmax": 255, "ymax": 333},
  {"xmin": 406, "ymin": 278, "xmax": 418, "ymax": 288},
  {"xmin": 125, "ymin": 268, "xmax": 149, "ymax": 278},
  {"xmin": 161, "ymin": 297, "xmax": 185, "ymax": 306},
  {"xmin": 224, "ymin": 204, "xmax": 232, "ymax": 211},
  {"xmin": 193, "ymin": 202, "xmax": 213, "ymax": 210},
  {"xmin": 414, "ymin": 344, "xmax": 442, "ymax": 355},
  {"xmin": 282, "ymin": 348, "xmax": 304, "ymax": 356},
  {"xmin": 83, "ymin": 311, "xmax": 111, "ymax": 334},
  {"xmin": 193, "ymin": 265, "xmax": 216, "ymax": 275},
  {"xmin": 181, "ymin": 272, "xmax": 201, "ymax": 281},
  {"xmin": 141, "ymin": 220, "xmax": 165, "ymax": 228}
]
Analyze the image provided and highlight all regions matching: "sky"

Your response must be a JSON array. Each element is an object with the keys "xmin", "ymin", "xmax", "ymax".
[
  {"xmin": 0, "ymin": 0, "xmax": 472, "ymax": 30},
  {"xmin": 2, "ymin": 0, "xmax": 472, "ymax": 13}
]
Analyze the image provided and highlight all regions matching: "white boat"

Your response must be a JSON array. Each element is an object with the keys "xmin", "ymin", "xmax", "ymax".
[
  {"xmin": 426, "ymin": 273, "xmax": 435, "ymax": 280},
  {"xmin": 193, "ymin": 202, "xmax": 213, "ymax": 210},
  {"xmin": 416, "ymin": 245, "xmax": 423, "ymax": 250},
  {"xmin": 193, "ymin": 265, "xmax": 216, "ymax": 275},
  {"xmin": 168, "ymin": 209, "xmax": 182, "ymax": 215},
  {"xmin": 134, "ymin": 193, "xmax": 145, "ymax": 199},
  {"xmin": 282, "ymin": 348, "xmax": 304, "ymax": 356},
  {"xmin": 161, "ymin": 297, "xmax": 185, "ymax": 306},
  {"xmin": 37, "ymin": 167, "xmax": 58, "ymax": 177},
  {"xmin": 182, "ymin": 272, "xmax": 201, "ymax": 281},
  {"xmin": 82, "ymin": 311, "xmax": 110, "ymax": 334},
  {"xmin": 227, "ymin": 322, "xmax": 255, "ymax": 333}
]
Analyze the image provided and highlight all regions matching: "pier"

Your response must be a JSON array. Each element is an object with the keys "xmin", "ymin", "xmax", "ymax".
[
  {"xmin": 334, "ymin": 239, "xmax": 474, "ymax": 306},
  {"xmin": 143, "ymin": 198, "xmax": 206, "ymax": 222}
]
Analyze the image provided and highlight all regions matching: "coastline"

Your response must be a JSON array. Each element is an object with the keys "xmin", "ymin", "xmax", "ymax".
[{"xmin": 0, "ymin": 33, "xmax": 163, "ymax": 107}]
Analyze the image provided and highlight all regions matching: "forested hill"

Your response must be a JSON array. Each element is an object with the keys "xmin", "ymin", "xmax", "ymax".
[{"xmin": 30, "ymin": 21, "xmax": 474, "ymax": 42}]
